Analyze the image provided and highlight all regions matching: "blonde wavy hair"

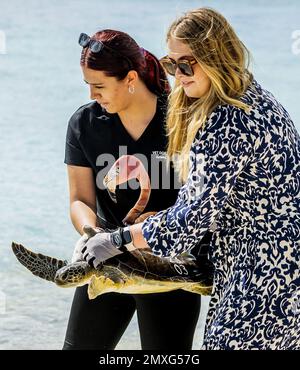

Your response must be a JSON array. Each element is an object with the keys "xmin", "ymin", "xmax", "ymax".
[{"xmin": 165, "ymin": 7, "xmax": 253, "ymax": 182}]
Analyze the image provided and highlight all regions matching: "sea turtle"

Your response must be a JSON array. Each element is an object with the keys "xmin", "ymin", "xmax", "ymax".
[{"xmin": 11, "ymin": 155, "xmax": 214, "ymax": 299}]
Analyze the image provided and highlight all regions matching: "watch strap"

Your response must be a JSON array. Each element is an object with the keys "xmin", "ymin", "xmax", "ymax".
[
  {"xmin": 111, "ymin": 227, "xmax": 135, "ymax": 252},
  {"xmin": 120, "ymin": 226, "xmax": 136, "ymax": 251},
  {"xmin": 111, "ymin": 229, "xmax": 127, "ymax": 252}
]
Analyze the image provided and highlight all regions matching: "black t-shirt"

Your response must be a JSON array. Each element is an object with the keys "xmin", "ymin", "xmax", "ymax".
[{"xmin": 64, "ymin": 95, "xmax": 180, "ymax": 227}]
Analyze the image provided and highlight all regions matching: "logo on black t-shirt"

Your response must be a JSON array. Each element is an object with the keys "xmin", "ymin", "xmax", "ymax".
[
  {"xmin": 152, "ymin": 150, "xmax": 167, "ymax": 159},
  {"xmin": 96, "ymin": 114, "xmax": 110, "ymax": 121}
]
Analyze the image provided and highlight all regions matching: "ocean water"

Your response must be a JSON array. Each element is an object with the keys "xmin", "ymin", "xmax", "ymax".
[{"xmin": 0, "ymin": 0, "xmax": 299, "ymax": 350}]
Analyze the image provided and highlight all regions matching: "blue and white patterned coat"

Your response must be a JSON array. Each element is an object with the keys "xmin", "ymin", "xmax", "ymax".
[{"xmin": 142, "ymin": 79, "xmax": 300, "ymax": 350}]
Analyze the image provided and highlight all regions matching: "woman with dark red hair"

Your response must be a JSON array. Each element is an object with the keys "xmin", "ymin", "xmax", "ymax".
[{"xmin": 63, "ymin": 29, "xmax": 205, "ymax": 350}]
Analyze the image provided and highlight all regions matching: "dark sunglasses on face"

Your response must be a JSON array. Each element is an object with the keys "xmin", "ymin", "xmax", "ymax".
[
  {"xmin": 78, "ymin": 33, "xmax": 133, "ymax": 68},
  {"xmin": 159, "ymin": 56, "xmax": 197, "ymax": 77}
]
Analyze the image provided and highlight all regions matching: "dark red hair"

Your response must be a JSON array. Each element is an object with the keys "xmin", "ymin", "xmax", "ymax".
[{"xmin": 80, "ymin": 29, "xmax": 170, "ymax": 96}]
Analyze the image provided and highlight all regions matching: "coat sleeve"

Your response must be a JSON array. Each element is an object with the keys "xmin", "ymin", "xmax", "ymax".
[{"xmin": 141, "ymin": 105, "xmax": 258, "ymax": 258}]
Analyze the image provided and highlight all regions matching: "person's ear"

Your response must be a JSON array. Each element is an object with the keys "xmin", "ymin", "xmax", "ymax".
[{"xmin": 126, "ymin": 70, "xmax": 138, "ymax": 86}]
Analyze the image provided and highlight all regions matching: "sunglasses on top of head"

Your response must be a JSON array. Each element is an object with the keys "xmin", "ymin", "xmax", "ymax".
[
  {"xmin": 78, "ymin": 33, "xmax": 133, "ymax": 69},
  {"xmin": 159, "ymin": 56, "xmax": 197, "ymax": 77}
]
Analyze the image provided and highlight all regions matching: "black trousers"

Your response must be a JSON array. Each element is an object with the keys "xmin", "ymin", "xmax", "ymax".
[{"xmin": 62, "ymin": 287, "xmax": 201, "ymax": 350}]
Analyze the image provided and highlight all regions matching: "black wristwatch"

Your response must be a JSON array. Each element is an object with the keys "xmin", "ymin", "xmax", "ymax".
[{"xmin": 111, "ymin": 227, "xmax": 135, "ymax": 252}]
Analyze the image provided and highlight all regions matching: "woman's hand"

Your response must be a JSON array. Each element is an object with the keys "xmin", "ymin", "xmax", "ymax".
[
  {"xmin": 80, "ymin": 230, "xmax": 123, "ymax": 268},
  {"xmin": 71, "ymin": 233, "xmax": 89, "ymax": 263},
  {"xmin": 71, "ymin": 225, "xmax": 105, "ymax": 263},
  {"xmin": 72, "ymin": 223, "xmax": 152, "ymax": 268}
]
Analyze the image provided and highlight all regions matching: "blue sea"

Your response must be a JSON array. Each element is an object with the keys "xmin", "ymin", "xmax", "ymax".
[{"xmin": 0, "ymin": 0, "xmax": 299, "ymax": 349}]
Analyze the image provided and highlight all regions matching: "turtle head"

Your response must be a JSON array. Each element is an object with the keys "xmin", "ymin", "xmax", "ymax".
[{"xmin": 54, "ymin": 261, "xmax": 94, "ymax": 287}]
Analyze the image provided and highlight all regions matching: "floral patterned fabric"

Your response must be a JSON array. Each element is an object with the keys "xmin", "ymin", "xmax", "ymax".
[{"xmin": 142, "ymin": 79, "xmax": 300, "ymax": 349}]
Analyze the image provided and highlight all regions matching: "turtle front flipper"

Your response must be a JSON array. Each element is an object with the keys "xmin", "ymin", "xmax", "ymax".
[
  {"xmin": 88, "ymin": 275, "xmax": 113, "ymax": 299},
  {"xmin": 87, "ymin": 267, "xmax": 129, "ymax": 299},
  {"xmin": 101, "ymin": 265, "xmax": 128, "ymax": 284},
  {"xmin": 11, "ymin": 242, "xmax": 67, "ymax": 282}
]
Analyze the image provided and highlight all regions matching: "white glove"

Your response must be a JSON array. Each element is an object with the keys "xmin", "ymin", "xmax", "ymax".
[
  {"xmin": 80, "ymin": 229, "xmax": 124, "ymax": 268},
  {"xmin": 71, "ymin": 225, "xmax": 105, "ymax": 263}
]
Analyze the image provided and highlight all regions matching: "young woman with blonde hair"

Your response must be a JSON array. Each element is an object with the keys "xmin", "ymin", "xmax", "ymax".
[{"xmin": 80, "ymin": 8, "xmax": 300, "ymax": 350}]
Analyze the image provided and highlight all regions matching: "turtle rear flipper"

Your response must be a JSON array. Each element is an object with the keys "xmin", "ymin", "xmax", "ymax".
[
  {"xmin": 11, "ymin": 242, "xmax": 67, "ymax": 282},
  {"xmin": 182, "ymin": 283, "xmax": 213, "ymax": 296}
]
